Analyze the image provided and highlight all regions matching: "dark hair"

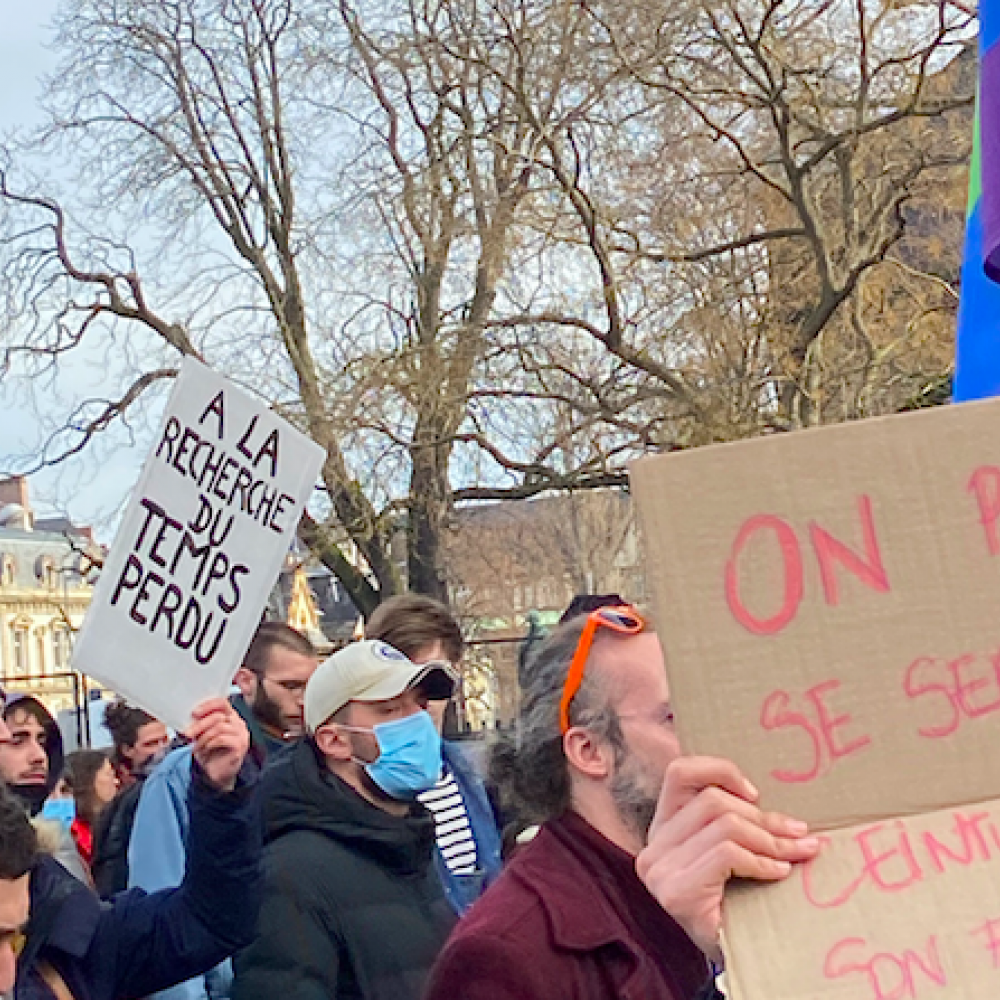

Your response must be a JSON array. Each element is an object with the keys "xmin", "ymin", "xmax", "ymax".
[
  {"xmin": 243, "ymin": 621, "xmax": 315, "ymax": 678},
  {"xmin": 366, "ymin": 594, "xmax": 464, "ymax": 664},
  {"xmin": 559, "ymin": 594, "xmax": 626, "ymax": 624},
  {"xmin": 64, "ymin": 750, "xmax": 113, "ymax": 828},
  {"xmin": 489, "ymin": 617, "xmax": 627, "ymax": 826},
  {"xmin": 0, "ymin": 784, "xmax": 38, "ymax": 879},
  {"xmin": 103, "ymin": 701, "xmax": 156, "ymax": 757}
]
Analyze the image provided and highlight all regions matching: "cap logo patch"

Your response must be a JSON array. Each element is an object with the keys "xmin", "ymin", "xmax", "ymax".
[{"xmin": 372, "ymin": 641, "xmax": 408, "ymax": 662}]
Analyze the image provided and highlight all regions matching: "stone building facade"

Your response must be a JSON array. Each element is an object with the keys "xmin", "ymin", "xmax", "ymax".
[{"xmin": 0, "ymin": 477, "xmax": 97, "ymax": 711}]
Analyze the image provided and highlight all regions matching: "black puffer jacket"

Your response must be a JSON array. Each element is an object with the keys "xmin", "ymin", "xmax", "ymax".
[
  {"xmin": 92, "ymin": 776, "xmax": 143, "ymax": 898},
  {"xmin": 231, "ymin": 739, "xmax": 455, "ymax": 1000}
]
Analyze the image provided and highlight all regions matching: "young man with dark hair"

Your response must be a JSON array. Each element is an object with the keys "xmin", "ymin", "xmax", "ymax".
[
  {"xmin": 0, "ymin": 696, "xmax": 90, "ymax": 884},
  {"xmin": 103, "ymin": 702, "xmax": 170, "ymax": 789},
  {"xmin": 234, "ymin": 620, "xmax": 319, "ymax": 746},
  {"xmin": 426, "ymin": 608, "xmax": 819, "ymax": 1000},
  {"xmin": 366, "ymin": 595, "xmax": 503, "ymax": 914},
  {"xmin": 232, "ymin": 640, "xmax": 457, "ymax": 1000},
  {"xmin": 0, "ymin": 696, "xmax": 262, "ymax": 1000},
  {"xmin": 128, "ymin": 621, "xmax": 318, "ymax": 1000}
]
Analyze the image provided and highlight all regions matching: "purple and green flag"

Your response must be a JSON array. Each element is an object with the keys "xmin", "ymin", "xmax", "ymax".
[{"xmin": 956, "ymin": 4, "xmax": 1000, "ymax": 401}]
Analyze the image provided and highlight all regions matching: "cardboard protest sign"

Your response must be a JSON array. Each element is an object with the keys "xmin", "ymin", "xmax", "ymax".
[
  {"xmin": 73, "ymin": 358, "xmax": 325, "ymax": 732},
  {"xmin": 630, "ymin": 397, "xmax": 1000, "ymax": 1000}
]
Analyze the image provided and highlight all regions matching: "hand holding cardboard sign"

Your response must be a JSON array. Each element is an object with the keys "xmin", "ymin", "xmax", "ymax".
[
  {"xmin": 636, "ymin": 757, "xmax": 821, "ymax": 962},
  {"xmin": 188, "ymin": 698, "xmax": 250, "ymax": 793}
]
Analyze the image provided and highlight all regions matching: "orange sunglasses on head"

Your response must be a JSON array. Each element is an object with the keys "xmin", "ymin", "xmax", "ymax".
[{"xmin": 559, "ymin": 605, "xmax": 645, "ymax": 734}]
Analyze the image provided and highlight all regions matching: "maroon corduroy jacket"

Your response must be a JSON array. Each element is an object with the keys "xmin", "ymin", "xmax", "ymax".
[{"xmin": 423, "ymin": 811, "xmax": 712, "ymax": 1000}]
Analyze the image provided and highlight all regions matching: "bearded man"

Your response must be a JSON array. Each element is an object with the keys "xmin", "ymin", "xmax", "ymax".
[{"xmin": 425, "ymin": 607, "xmax": 819, "ymax": 1000}]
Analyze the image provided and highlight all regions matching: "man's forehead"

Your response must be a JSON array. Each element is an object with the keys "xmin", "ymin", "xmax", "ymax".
[
  {"xmin": 591, "ymin": 631, "xmax": 668, "ymax": 694},
  {"xmin": 265, "ymin": 646, "xmax": 317, "ymax": 677},
  {"xmin": 5, "ymin": 708, "xmax": 44, "ymax": 732}
]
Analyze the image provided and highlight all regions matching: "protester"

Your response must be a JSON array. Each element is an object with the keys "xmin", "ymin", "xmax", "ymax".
[
  {"xmin": 0, "ymin": 696, "xmax": 89, "ymax": 884},
  {"xmin": 0, "ymin": 694, "xmax": 262, "ymax": 1000},
  {"xmin": 425, "ymin": 607, "xmax": 820, "ymax": 1000},
  {"xmin": 366, "ymin": 593, "xmax": 503, "ymax": 914},
  {"xmin": 63, "ymin": 750, "xmax": 118, "ymax": 872},
  {"xmin": 104, "ymin": 701, "xmax": 170, "ymax": 789},
  {"xmin": 231, "ymin": 639, "xmax": 457, "ymax": 1000},
  {"xmin": 129, "ymin": 621, "xmax": 318, "ymax": 1000},
  {"xmin": 91, "ymin": 701, "xmax": 170, "ymax": 897}
]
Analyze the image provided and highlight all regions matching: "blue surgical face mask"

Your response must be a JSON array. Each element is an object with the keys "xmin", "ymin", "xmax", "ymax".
[
  {"xmin": 41, "ymin": 797, "xmax": 75, "ymax": 831},
  {"xmin": 343, "ymin": 710, "xmax": 442, "ymax": 799}
]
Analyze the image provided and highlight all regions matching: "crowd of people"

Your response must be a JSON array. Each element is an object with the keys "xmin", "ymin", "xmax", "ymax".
[{"xmin": 0, "ymin": 594, "xmax": 820, "ymax": 999}]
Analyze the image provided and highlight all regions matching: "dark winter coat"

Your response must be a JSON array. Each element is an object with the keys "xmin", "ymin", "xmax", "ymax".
[
  {"xmin": 231, "ymin": 739, "xmax": 455, "ymax": 1000},
  {"xmin": 424, "ymin": 810, "xmax": 716, "ymax": 1000},
  {"xmin": 91, "ymin": 778, "xmax": 143, "ymax": 898},
  {"xmin": 16, "ymin": 763, "xmax": 262, "ymax": 1000}
]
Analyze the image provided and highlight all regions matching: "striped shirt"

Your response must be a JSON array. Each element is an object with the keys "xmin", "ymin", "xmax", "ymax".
[{"xmin": 419, "ymin": 767, "xmax": 479, "ymax": 875}]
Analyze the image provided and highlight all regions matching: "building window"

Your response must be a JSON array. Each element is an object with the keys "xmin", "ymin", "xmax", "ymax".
[
  {"xmin": 52, "ymin": 626, "xmax": 71, "ymax": 671},
  {"xmin": 10, "ymin": 626, "xmax": 28, "ymax": 676},
  {"xmin": 1, "ymin": 556, "xmax": 14, "ymax": 587},
  {"xmin": 36, "ymin": 556, "xmax": 56, "ymax": 588}
]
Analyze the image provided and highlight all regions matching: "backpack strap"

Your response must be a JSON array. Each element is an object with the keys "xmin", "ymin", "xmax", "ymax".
[{"xmin": 37, "ymin": 961, "xmax": 75, "ymax": 1000}]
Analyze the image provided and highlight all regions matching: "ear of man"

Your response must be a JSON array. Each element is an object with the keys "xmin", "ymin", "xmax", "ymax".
[
  {"xmin": 313, "ymin": 723, "xmax": 353, "ymax": 762},
  {"xmin": 233, "ymin": 667, "xmax": 257, "ymax": 702},
  {"xmin": 563, "ymin": 727, "xmax": 615, "ymax": 781}
]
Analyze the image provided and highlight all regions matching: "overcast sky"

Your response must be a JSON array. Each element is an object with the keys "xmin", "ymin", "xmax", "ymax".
[
  {"xmin": 0, "ymin": 1, "xmax": 149, "ymax": 535},
  {"xmin": 0, "ymin": 1, "xmax": 59, "ymax": 130}
]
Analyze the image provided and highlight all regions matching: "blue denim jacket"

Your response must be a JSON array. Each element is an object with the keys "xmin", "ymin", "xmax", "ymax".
[
  {"xmin": 435, "ymin": 741, "xmax": 503, "ymax": 915},
  {"xmin": 129, "ymin": 744, "xmax": 234, "ymax": 1000}
]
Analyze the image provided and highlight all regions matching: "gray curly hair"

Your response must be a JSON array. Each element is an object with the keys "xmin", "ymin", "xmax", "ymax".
[{"xmin": 489, "ymin": 616, "xmax": 628, "ymax": 825}]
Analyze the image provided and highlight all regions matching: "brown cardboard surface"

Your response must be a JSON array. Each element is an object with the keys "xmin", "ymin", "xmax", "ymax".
[
  {"xmin": 724, "ymin": 799, "xmax": 1000, "ymax": 1000},
  {"xmin": 629, "ymin": 397, "xmax": 1000, "ymax": 999}
]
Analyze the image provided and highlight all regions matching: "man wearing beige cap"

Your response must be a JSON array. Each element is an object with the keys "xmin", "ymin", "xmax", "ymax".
[{"xmin": 231, "ymin": 639, "xmax": 457, "ymax": 1000}]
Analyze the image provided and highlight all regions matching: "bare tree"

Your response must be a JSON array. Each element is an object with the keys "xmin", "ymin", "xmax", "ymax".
[
  {"xmin": 0, "ymin": 0, "xmax": 632, "ymax": 612},
  {"xmin": 487, "ymin": 0, "xmax": 973, "ymax": 443},
  {"xmin": 0, "ymin": 0, "xmax": 975, "ymax": 618}
]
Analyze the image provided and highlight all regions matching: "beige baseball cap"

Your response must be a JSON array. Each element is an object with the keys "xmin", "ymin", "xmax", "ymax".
[{"xmin": 304, "ymin": 639, "xmax": 457, "ymax": 732}]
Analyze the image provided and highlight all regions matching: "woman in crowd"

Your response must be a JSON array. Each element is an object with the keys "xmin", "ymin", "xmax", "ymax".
[
  {"xmin": 92, "ymin": 701, "xmax": 169, "ymax": 896},
  {"xmin": 64, "ymin": 749, "xmax": 119, "ymax": 871}
]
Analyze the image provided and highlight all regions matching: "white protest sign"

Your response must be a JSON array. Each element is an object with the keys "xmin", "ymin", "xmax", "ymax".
[{"xmin": 72, "ymin": 358, "xmax": 326, "ymax": 731}]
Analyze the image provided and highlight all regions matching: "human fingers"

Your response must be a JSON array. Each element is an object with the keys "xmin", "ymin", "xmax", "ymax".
[
  {"xmin": 190, "ymin": 698, "xmax": 232, "ymax": 723},
  {"xmin": 653, "ymin": 809, "xmax": 821, "ymax": 883},
  {"xmin": 649, "ymin": 757, "xmax": 759, "ymax": 837},
  {"xmin": 188, "ymin": 714, "xmax": 234, "ymax": 747},
  {"xmin": 651, "ymin": 784, "xmax": 810, "ymax": 852}
]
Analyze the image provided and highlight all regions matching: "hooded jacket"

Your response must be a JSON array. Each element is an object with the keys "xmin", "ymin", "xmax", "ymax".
[
  {"xmin": 3, "ymin": 696, "xmax": 88, "ymax": 885},
  {"xmin": 3, "ymin": 695, "xmax": 64, "ymax": 816},
  {"xmin": 16, "ymin": 762, "xmax": 262, "ymax": 1000},
  {"xmin": 231, "ymin": 738, "xmax": 455, "ymax": 1000}
]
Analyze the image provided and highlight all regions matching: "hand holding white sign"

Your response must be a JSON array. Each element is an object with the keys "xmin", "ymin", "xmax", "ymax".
[{"xmin": 188, "ymin": 698, "xmax": 250, "ymax": 793}]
